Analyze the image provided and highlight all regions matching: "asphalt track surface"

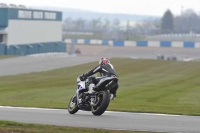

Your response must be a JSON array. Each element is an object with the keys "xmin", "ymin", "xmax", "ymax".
[
  {"xmin": 75, "ymin": 45, "xmax": 200, "ymax": 61},
  {"xmin": 0, "ymin": 106, "xmax": 200, "ymax": 133},
  {"xmin": 1, "ymin": 46, "xmax": 200, "ymax": 132},
  {"xmin": 0, "ymin": 55, "xmax": 100, "ymax": 77},
  {"xmin": 1, "ymin": 46, "xmax": 200, "ymax": 77}
]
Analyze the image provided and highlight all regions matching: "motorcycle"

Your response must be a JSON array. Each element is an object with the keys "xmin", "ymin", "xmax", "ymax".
[{"xmin": 68, "ymin": 75, "xmax": 118, "ymax": 116}]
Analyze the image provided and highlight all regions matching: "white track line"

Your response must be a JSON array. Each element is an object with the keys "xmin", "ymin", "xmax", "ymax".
[{"xmin": 0, "ymin": 106, "xmax": 183, "ymax": 117}]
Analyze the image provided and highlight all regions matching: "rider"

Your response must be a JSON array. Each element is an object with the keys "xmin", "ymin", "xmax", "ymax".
[{"xmin": 79, "ymin": 57, "xmax": 118, "ymax": 100}]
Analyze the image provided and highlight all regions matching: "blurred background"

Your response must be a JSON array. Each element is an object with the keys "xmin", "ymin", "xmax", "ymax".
[
  {"xmin": 1, "ymin": 0, "xmax": 200, "ymax": 41},
  {"xmin": 1, "ymin": 0, "xmax": 200, "ymax": 61}
]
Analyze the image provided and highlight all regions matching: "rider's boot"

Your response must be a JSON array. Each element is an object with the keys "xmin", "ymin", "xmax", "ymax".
[
  {"xmin": 88, "ymin": 83, "xmax": 97, "ymax": 105},
  {"xmin": 88, "ymin": 83, "xmax": 95, "ymax": 94}
]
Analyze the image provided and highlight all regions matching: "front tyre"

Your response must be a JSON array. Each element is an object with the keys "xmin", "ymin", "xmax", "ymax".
[
  {"xmin": 68, "ymin": 94, "xmax": 79, "ymax": 114},
  {"xmin": 91, "ymin": 91, "xmax": 110, "ymax": 116}
]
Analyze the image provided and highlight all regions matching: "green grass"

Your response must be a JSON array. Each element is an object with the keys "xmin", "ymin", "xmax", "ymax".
[
  {"xmin": 0, "ymin": 120, "xmax": 154, "ymax": 133},
  {"xmin": 0, "ymin": 58, "xmax": 200, "ymax": 116},
  {"xmin": 0, "ymin": 55, "xmax": 19, "ymax": 59},
  {"xmin": 193, "ymin": 59, "xmax": 200, "ymax": 62}
]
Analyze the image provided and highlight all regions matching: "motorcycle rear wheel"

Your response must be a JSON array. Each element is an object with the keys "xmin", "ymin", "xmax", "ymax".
[{"xmin": 91, "ymin": 91, "xmax": 110, "ymax": 116}]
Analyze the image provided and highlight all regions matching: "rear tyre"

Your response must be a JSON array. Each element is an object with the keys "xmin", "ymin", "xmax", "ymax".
[
  {"xmin": 91, "ymin": 91, "xmax": 110, "ymax": 116},
  {"xmin": 68, "ymin": 94, "xmax": 79, "ymax": 114}
]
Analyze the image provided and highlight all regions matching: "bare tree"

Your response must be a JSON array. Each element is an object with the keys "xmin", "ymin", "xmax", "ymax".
[
  {"xmin": 63, "ymin": 17, "xmax": 72, "ymax": 31},
  {"xmin": 113, "ymin": 18, "xmax": 120, "ymax": 30},
  {"xmin": 126, "ymin": 20, "xmax": 130, "ymax": 40},
  {"xmin": 103, "ymin": 19, "xmax": 110, "ymax": 32},
  {"xmin": 174, "ymin": 9, "xmax": 200, "ymax": 33},
  {"xmin": 90, "ymin": 18, "xmax": 102, "ymax": 33},
  {"xmin": 134, "ymin": 18, "xmax": 160, "ymax": 35}
]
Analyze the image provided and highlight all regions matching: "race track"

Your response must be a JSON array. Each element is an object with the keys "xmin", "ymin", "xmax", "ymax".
[
  {"xmin": 1, "ymin": 45, "xmax": 200, "ymax": 132},
  {"xmin": 0, "ymin": 106, "xmax": 200, "ymax": 133},
  {"xmin": 0, "ymin": 55, "xmax": 100, "ymax": 77},
  {"xmin": 1, "ymin": 45, "xmax": 200, "ymax": 77}
]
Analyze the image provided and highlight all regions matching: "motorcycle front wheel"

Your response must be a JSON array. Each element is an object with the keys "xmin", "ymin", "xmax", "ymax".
[{"xmin": 68, "ymin": 94, "xmax": 79, "ymax": 114}]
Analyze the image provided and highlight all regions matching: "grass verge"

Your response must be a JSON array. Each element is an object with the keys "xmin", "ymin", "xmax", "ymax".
[
  {"xmin": 0, "ymin": 58, "xmax": 200, "ymax": 115},
  {"xmin": 0, "ymin": 120, "xmax": 155, "ymax": 133},
  {"xmin": 0, "ymin": 55, "xmax": 19, "ymax": 59}
]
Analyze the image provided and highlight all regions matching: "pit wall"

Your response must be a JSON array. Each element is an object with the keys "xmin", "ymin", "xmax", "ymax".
[
  {"xmin": 0, "ymin": 41, "xmax": 66, "ymax": 55},
  {"xmin": 65, "ymin": 39, "xmax": 200, "ymax": 48}
]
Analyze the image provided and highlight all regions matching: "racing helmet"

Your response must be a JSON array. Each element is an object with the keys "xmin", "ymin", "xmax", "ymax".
[{"xmin": 99, "ymin": 57, "xmax": 110, "ymax": 65}]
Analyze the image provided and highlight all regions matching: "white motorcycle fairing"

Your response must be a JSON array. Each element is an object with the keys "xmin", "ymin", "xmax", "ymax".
[{"xmin": 76, "ymin": 77, "xmax": 87, "ymax": 92}]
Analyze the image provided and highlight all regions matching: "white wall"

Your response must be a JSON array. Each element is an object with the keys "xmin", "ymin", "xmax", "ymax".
[
  {"xmin": 195, "ymin": 42, "xmax": 200, "ymax": 48},
  {"xmin": 124, "ymin": 41, "xmax": 136, "ymax": 47},
  {"xmin": 7, "ymin": 20, "xmax": 62, "ymax": 45},
  {"xmin": 171, "ymin": 42, "xmax": 183, "ymax": 48},
  {"xmin": 148, "ymin": 41, "xmax": 160, "ymax": 47},
  {"xmin": 65, "ymin": 39, "xmax": 71, "ymax": 43},
  {"xmin": 77, "ymin": 39, "xmax": 84, "ymax": 44},
  {"xmin": 90, "ymin": 39, "xmax": 98, "ymax": 44},
  {"xmin": 97, "ymin": 40, "xmax": 102, "ymax": 45}
]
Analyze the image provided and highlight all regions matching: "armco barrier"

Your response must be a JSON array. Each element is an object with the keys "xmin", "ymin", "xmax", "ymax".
[
  {"xmin": 102, "ymin": 40, "xmax": 109, "ymax": 45},
  {"xmin": 65, "ymin": 39, "xmax": 109, "ymax": 45},
  {"xmin": 84, "ymin": 39, "xmax": 90, "ymax": 44},
  {"xmin": 184, "ymin": 42, "xmax": 195, "ymax": 48},
  {"xmin": 72, "ymin": 39, "xmax": 78, "ymax": 44},
  {"xmin": 136, "ymin": 41, "xmax": 148, "ymax": 47},
  {"xmin": 0, "ymin": 44, "xmax": 6, "ymax": 55},
  {"xmin": 65, "ymin": 39, "xmax": 200, "ymax": 49},
  {"xmin": 113, "ymin": 40, "xmax": 124, "ymax": 46},
  {"xmin": 160, "ymin": 41, "xmax": 172, "ymax": 47}
]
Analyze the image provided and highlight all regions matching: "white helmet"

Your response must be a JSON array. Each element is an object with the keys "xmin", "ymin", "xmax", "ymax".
[{"xmin": 99, "ymin": 57, "xmax": 110, "ymax": 65}]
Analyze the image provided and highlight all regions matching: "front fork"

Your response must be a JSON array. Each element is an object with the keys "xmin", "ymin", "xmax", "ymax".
[
  {"xmin": 76, "ymin": 89, "xmax": 81, "ymax": 104},
  {"xmin": 76, "ymin": 89, "xmax": 89, "ymax": 104}
]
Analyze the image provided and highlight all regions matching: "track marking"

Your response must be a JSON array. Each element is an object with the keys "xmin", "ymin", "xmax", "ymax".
[{"xmin": 0, "ymin": 106, "xmax": 183, "ymax": 117}]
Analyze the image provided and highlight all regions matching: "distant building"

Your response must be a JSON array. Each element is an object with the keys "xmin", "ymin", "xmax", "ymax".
[{"xmin": 0, "ymin": 4, "xmax": 66, "ymax": 55}]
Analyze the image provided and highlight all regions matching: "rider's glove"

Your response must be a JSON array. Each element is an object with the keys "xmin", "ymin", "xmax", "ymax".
[{"xmin": 79, "ymin": 74, "xmax": 86, "ymax": 81}]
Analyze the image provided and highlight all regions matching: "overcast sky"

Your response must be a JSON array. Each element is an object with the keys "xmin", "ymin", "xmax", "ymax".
[{"xmin": 1, "ymin": 0, "xmax": 200, "ymax": 16}]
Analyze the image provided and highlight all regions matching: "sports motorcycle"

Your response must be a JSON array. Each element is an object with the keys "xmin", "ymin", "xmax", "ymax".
[{"xmin": 68, "ymin": 75, "xmax": 118, "ymax": 116}]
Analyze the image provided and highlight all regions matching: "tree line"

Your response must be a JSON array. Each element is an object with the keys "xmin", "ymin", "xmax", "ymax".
[
  {"xmin": 161, "ymin": 9, "xmax": 200, "ymax": 34},
  {"xmin": 62, "ymin": 8, "xmax": 200, "ymax": 37},
  {"xmin": 63, "ymin": 17, "xmax": 120, "ymax": 33}
]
